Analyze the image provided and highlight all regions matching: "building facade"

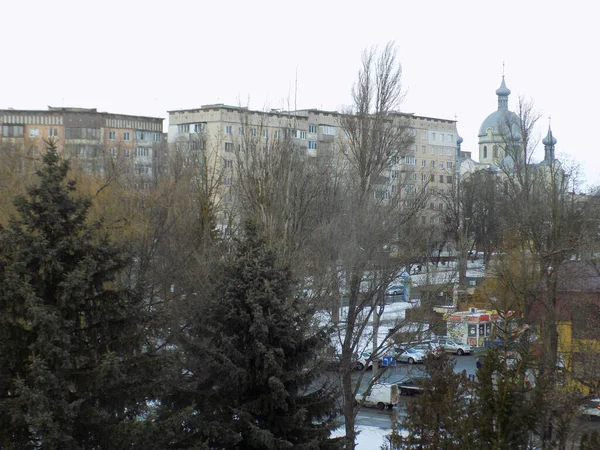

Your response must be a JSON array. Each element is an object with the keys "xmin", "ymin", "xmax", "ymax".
[
  {"xmin": 0, "ymin": 107, "xmax": 166, "ymax": 187},
  {"xmin": 168, "ymin": 104, "xmax": 458, "ymax": 226}
]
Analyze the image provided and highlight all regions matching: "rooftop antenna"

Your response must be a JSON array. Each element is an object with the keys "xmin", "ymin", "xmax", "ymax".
[
  {"xmin": 454, "ymin": 113, "xmax": 458, "ymax": 122},
  {"xmin": 502, "ymin": 61, "xmax": 505, "ymax": 78},
  {"xmin": 548, "ymin": 115, "xmax": 552, "ymax": 127}
]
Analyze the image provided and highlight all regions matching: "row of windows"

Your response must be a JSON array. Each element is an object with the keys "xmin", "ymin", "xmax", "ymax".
[
  {"xmin": 421, "ymin": 215, "xmax": 446, "ymax": 225},
  {"xmin": 65, "ymin": 127, "xmax": 101, "ymax": 140},
  {"xmin": 221, "ymin": 124, "xmax": 336, "ymax": 138},
  {"xmin": 420, "ymin": 160, "xmax": 454, "ymax": 169},
  {"xmin": 419, "ymin": 173, "xmax": 454, "ymax": 184},
  {"xmin": 108, "ymin": 147, "xmax": 153, "ymax": 158},
  {"xmin": 482, "ymin": 145, "xmax": 500, "ymax": 159},
  {"xmin": 421, "ymin": 131, "xmax": 454, "ymax": 143},
  {"xmin": 420, "ymin": 145, "xmax": 454, "ymax": 156}
]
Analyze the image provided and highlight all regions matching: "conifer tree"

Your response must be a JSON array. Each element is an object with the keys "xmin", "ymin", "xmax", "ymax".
[
  {"xmin": 395, "ymin": 353, "xmax": 477, "ymax": 449},
  {"xmin": 158, "ymin": 222, "xmax": 342, "ymax": 449},
  {"xmin": 0, "ymin": 144, "xmax": 158, "ymax": 448}
]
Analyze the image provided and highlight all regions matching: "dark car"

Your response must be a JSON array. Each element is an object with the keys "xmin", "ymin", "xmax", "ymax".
[{"xmin": 397, "ymin": 377, "xmax": 430, "ymax": 396}]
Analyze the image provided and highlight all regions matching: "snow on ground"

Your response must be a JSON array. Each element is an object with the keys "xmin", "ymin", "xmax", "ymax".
[
  {"xmin": 332, "ymin": 425, "xmax": 389, "ymax": 449},
  {"xmin": 331, "ymin": 425, "xmax": 408, "ymax": 449}
]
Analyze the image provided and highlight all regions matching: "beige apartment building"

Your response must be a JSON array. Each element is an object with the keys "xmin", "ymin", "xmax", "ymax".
[
  {"xmin": 0, "ymin": 107, "xmax": 166, "ymax": 187},
  {"xmin": 168, "ymin": 104, "xmax": 458, "ymax": 226}
]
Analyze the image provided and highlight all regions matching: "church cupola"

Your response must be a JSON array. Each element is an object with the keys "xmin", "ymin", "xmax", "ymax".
[{"xmin": 542, "ymin": 123, "xmax": 557, "ymax": 163}]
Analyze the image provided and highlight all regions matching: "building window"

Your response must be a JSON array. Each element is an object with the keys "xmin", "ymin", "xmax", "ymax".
[
  {"xmin": 109, "ymin": 131, "xmax": 116, "ymax": 140},
  {"xmin": 447, "ymin": 175, "xmax": 453, "ymax": 184},
  {"xmin": 249, "ymin": 128, "xmax": 256, "ymax": 137},
  {"xmin": 439, "ymin": 175, "xmax": 444, "ymax": 183},
  {"xmin": 411, "ymin": 172, "xmax": 417, "ymax": 180},
  {"xmin": 124, "ymin": 149, "xmax": 130, "ymax": 157},
  {"xmin": 296, "ymin": 130, "xmax": 307, "ymax": 140},
  {"xmin": 439, "ymin": 147, "xmax": 444, "ymax": 155},
  {"xmin": 422, "ymin": 145, "xmax": 426, "ymax": 154},
  {"xmin": 109, "ymin": 148, "xmax": 117, "ymax": 157},
  {"xmin": 493, "ymin": 145, "xmax": 499, "ymax": 158},
  {"xmin": 223, "ymin": 158, "xmax": 233, "ymax": 169},
  {"xmin": 447, "ymin": 161, "xmax": 453, "ymax": 169},
  {"xmin": 238, "ymin": 126, "xmax": 244, "ymax": 135},
  {"xmin": 136, "ymin": 131, "xmax": 146, "ymax": 141},
  {"xmin": 431, "ymin": 146, "xmax": 435, "ymax": 154},
  {"xmin": 391, "ymin": 170, "xmax": 398, "ymax": 179},
  {"xmin": 225, "ymin": 142, "xmax": 234, "ymax": 152},
  {"xmin": 135, "ymin": 147, "xmax": 150, "ymax": 157},
  {"xmin": 153, "ymin": 133, "xmax": 161, "ymax": 142},
  {"xmin": 421, "ymin": 159, "xmax": 426, "ymax": 168},
  {"xmin": 448, "ymin": 134, "xmax": 453, "ymax": 143},
  {"xmin": 262, "ymin": 129, "xmax": 268, "ymax": 139},
  {"xmin": 483, "ymin": 145, "xmax": 488, "ymax": 158},
  {"xmin": 178, "ymin": 124, "xmax": 190, "ymax": 133},
  {"xmin": 447, "ymin": 148, "xmax": 453, "ymax": 156},
  {"xmin": 421, "ymin": 173, "xmax": 428, "ymax": 182},
  {"xmin": 430, "ymin": 160, "xmax": 435, "ymax": 168},
  {"xmin": 308, "ymin": 124, "xmax": 317, "ymax": 134},
  {"xmin": 422, "ymin": 131, "xmax": 427, "ymax": 140},
  {"xmin": 321, "ymin": 125, "xmax": 336, "ymax": 136},
  {"xmin": 308, "ymin": 141, "xmax": 317, "ymax": 150},
  {"xmin": 225, "ymin": 125, "xmax": 232, "ymax": 135},
  {"xmin": 439, "ymin": 161, "xmax": 444, "ymax": 169},
  {"xmin": 2, "ymin": 125, "xmax": 24, "ymax": 137},
  {"xmin": 124, "ymin": 132, "xmax": 130, "ymax": 141},
  {"xmin": 405, "ymin": 156, "xmax": 416, "ymax": 165},
  {"xmin": 431, "ymin": 132, "xmax": 436, "ymax": 141},
  {"xmin": 439, "ymin": 203, "xmax": 444, "ymax": 210},
  {"xmin": 274, "ymin": 130, "xmax": 280, "ymax": 139},
  {"xmin": 48, "ymin": 128, "xmax": 58, "ymax": 138},
  {"xmin": 29, "ymin": 128, "xmax": 39, "ymax": 138}
]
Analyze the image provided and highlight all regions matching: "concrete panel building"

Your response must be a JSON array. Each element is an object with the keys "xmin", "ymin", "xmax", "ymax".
[
  {"xmin": 0, "ymin": 107, "xmax": 166, "ymax": 187},
  {"xmin": 168, "ymin": 104, "xmax": 458, "ymax": 226}
]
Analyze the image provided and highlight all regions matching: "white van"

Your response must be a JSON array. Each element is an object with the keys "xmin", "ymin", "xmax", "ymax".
[{"xmin": 355, "ymin": 383, "xmax": 399, "ymax": 410}]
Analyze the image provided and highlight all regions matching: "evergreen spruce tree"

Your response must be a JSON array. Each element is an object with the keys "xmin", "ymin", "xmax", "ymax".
[
  {"xmin": 397, "ymin": 353, "xmax": 477, "ymax": 449},
  {"xmin": 159, "ymin": 222, "xmax": 341, "ymax": 449},
  {"xmin": 0, "ymin": 145, "xmax": 158, "ymax": 448},
  {"xmin": 472, "ymin": 348, "xmax": 540, "ymax": 449}
]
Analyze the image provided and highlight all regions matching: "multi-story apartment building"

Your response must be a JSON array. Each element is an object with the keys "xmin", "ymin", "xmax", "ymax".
[
  {"xmin": 0, "ymin": 107, "xmax": 166, "ymax": 187},
  {"xmin": 168, "ymin": 104, "xmax": 458, "ymax": 226}
]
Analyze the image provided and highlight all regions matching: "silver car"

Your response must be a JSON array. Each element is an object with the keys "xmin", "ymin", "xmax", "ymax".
[
  {"xmin": 396, "ymin": 348, "xmax": 426, "ymax": 364},
  {"xmin": 431, "ymin": 337, "xmax": 473, "ymax": 356}
]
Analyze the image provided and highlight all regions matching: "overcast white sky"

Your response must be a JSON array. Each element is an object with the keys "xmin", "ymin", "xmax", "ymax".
[{"xmin": 2, "ymin": 1, "xmax": 598, "ymax": 188}]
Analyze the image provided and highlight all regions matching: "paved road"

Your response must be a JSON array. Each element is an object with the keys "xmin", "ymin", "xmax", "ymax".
[
  {"xmin": 354, "ymin": 352, "xmax": 479, "ymax": 429},
  {"xmin": 354, "ymin": 353, "xmax": 600, "ymax": 448}
]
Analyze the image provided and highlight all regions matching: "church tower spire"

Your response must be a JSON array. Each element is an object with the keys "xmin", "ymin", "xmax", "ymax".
[
  {"xmin": 542, "ymin": 118, "xmax": 557, "ymax": 163},
  {"xmin": 496, "ymin": 76, "xmax": 511, "ymax": 110}
]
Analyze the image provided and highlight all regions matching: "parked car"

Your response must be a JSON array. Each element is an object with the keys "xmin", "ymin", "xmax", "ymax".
[
  {"xmin": 580, "ymin": 399, "xmax": 600, "ymax": 419},
  {"xmin": 430, "ymin": 337, "xmax": 474, "ymax": 356},
  {"xmin": 398, "ymin": 377, "xmax": 430, "ymax": 395},
  {"xmin": 396, "ymin": 347, "xmax": 426, "ymax": 365},
  {"xmin": 354, "ymin": 383, "xmax": 399, "ymax": 410},
  {"xmin": 412, "ymin": 342, "xmax": 443, "ymax": 357},
  {"xmin": 352, "ymin": 352, "xmax": 372, "ymax": 371},
  {"xmin": 385, "ymin": 284, "xmax": 404, "ymax": 297},
  {"xmin": 352, "ymin": 352, "xmax": 385, "ymax": 370}
]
